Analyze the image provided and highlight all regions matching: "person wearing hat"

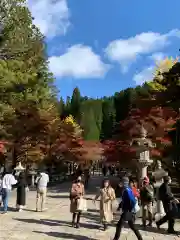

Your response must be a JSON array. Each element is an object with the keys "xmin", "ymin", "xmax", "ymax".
[
  {"xmin": 113, "ymin": 177, "xmax": 143, "ymax": 240},
  {"xmin": 140, "ymin": 176, "xmax": 154, "ymax": 228},
  {"xmin": 156, "ymin": 176, "xmax": 179, "ymax": 234}
]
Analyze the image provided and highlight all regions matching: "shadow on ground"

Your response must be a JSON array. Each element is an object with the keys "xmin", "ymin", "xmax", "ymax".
[
  {"xmin": 13, "ymin": 218, "xmax": 99, "ymax": 230},
  {"xmin": 82, "ymin": 212, "xmax": 100, "ymax": 222},
  {"xmin": 6, "ymin": 207, "xmax": 17, "ymax": 212},
  {"xmin": 33, "ymin": 231, "xmax": 98, "ymax": 239},
  {"xmin": 47, "ymin": 195, "xmax": 68, "ymax": 199},
  {"xmin": 123, "ymin": 223, "xmax": 178, "ymax": 236}
]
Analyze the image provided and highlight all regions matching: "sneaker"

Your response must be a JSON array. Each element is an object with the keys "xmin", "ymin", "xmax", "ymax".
[{"xmin": 1, "ymin": 211, "xmax": 7, "ymax": 214}]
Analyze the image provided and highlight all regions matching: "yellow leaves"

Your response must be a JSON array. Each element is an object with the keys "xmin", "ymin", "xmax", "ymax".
[
  {"xmin": 147, "ymin": 57, "xmax": 179, "ymax": 92},
  {"xmin": 64, "ymin": 115, "xmax": 75, "ymax": 125},
  {"xmin": 154, "ymin": 57, "xmax": 178, "ymax": 76},
  {"xmin": 64, "ymin": 115, "xmax": 83, "ymax": 137}
]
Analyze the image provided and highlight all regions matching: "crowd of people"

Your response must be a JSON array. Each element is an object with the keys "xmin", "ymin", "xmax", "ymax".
[
  {"xmin": 0, "ymin": 170, "xmax": 49, "ymax": 213},
  {"xmin": 70, "ymin": 174, "xmax": 179, "ymax": 240},
  {"xmin": 0, "ymin": 167, "xmax": 179, "ymax": 240}
]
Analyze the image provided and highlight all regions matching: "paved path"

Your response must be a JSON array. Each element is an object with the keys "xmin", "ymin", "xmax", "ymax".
[{"xmin": 0, "ymin": 176, "xmax": 180, "ymax": 240}]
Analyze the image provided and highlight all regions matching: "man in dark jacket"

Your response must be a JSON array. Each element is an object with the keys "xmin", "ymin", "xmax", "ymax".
[
  {"xmin": 140, "ymin": 176, "xmax": 154, "ymax": 227},
  {"xmin": 113, "ymin": 177, "xmax": 143, "ymax": 240},
  {"xmin": 156, "ymin": 176, "xmax": 179, "ymax": 234}
]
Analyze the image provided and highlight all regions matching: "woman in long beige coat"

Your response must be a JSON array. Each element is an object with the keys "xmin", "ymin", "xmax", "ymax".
[
  {"xmin": 70, "ymin": 176, "xmax": 85, "ymax": 228},
  {"xmin": 94, "ymin": 179, "xmax": 116, "ymax": 230}
]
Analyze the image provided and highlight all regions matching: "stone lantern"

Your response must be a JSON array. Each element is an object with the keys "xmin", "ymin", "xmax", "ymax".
[
  {"xmin": 131, "ymin": 126, "xmax": 155, "ymax": 183},
  {"xmin": 152, "ymin": 160, "xmax": 168, "ymax": 220},
  {"xmin": 14, "ymin": 162, "xmax": 25, "ymax": 177}
]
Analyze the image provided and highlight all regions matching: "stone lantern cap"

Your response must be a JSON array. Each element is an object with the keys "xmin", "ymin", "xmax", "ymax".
[
  {"xmin": 14, "ymin": 162, "xmax": 25, "ymax": 171},
  {"xmin": 130, "ymin": 125, "xmax": 156, "ymax": 149},
  {"xmin": 152, "ymin": 168, "xmax": 168, "ymax": 181},
  {"xmin": 131, "ymin": 138, "xmax": 155, "ymax": 148}
]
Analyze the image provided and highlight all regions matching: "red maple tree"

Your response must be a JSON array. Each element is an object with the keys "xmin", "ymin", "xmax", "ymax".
[
  {"xmin": 71, "ymin": 140, "xmax": 103, "ymax": 166},
  {"xmin": 104, "ymin": 106, "xmax": 177, "ymax": 166}
]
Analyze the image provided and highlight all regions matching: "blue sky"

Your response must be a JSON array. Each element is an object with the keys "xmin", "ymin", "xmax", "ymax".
[{"xmin": 28, "ymin": 0, "xmax": 180, "ymax": 100}]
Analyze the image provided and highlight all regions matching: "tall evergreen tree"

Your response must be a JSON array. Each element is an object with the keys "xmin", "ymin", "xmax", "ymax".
[
  {"xmin": 80, "ymin": 102, "xmax": 99, "ymax": 141},
  {"xmin": 58, "ymin": 97, "xmax": 65, "ymax": 118},
  {"xmin": 101, "ymin": 98, "xmax": 116, "ymax": 139},
  {"xmin": 63, "ymin": 96, "xmax": 71, "ymax": 117},
  {"xmin": 90, "ymin": 99, "xmax": 102, "ymax": 134},
  {"xmin": 70, "ymin": 87, "xmax": 81, "ymax": 122}
]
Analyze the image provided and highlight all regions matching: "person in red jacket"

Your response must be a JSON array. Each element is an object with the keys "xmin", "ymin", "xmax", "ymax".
[{"xmin": 130, "ymin": 180, "xmax": 140, "ymax": 199}]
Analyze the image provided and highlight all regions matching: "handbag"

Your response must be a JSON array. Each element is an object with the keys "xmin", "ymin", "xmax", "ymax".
[
  {"xmin": 77, "ymin": 197, "xmax": 87, "ymax": 212},
  {"xmin": 112, "ymin": 199, "xmax": 119, "ymax": 212},
  {"xmin": 133, "ymin": 198, "xmax": 140, "ymax": 213}
]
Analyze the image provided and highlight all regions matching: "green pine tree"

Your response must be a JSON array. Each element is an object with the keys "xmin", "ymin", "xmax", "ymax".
[
  {"xmin": 70, "ymin": 87, "xmax": 81, "ymax": 122},
  {"xmin": 80, "ymin": 102, "xmax": 99, "ymax": 141}
]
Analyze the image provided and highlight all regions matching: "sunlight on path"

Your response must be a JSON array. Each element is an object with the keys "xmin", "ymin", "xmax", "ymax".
[{"xmin": 0, "ymin": 176, "xmax": 179, "ymax": 240}]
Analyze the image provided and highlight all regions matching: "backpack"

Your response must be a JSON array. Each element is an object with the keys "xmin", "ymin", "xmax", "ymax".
[
  {"xmin": 143, "ymin": 186, "xmax": 154, "ymax": 201},
  {"xmin": 125, "ymin": 187, "xmax": 136, "ymax": 209}
]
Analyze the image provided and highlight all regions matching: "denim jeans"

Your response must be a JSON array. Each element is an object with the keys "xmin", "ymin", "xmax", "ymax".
[{"xmin": 2, "ymin": 188, "xmax": 10, "ymax": 212}]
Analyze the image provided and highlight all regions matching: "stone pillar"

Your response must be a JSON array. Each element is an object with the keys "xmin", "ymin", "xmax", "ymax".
[
  {"xmin": 141, "ymin": 165, "xmax": 148, "ymax": 179},
  {"xmin": 137, "ymin": 164, "xmax": 148, "ymax": 187}
]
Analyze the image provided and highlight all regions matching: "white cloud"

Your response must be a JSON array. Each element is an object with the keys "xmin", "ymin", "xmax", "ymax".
[
  {"xmin": 48, "ymin": 44, "xmax": 110, "ymax": 78},
  {"xmin": 105, "ymin": 29, "xmax": 180, "ymax": 71},
  {"xmin": 149, "ymin": 52, "xmax": 166, "ymax": 63},
  {"xmin": 133, "ymin": 66, "xmax": 154, "ymax": 85},
  {"xmin": 28, "ymin": 0, "xmax": 70, "ymax": 38}
]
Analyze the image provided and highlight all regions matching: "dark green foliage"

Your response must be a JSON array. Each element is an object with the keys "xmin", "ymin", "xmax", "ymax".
[
  {"xmin": 80, "ymin": 104, "xmax": 99, "ymax": 141},
  {"xmin": 59, "ymin": 85, "xmax": 152, "ymax": 141},
  {"xmin": 100, "ymin": 97, "xmax": 115, "ymax": 139},
  {"xmin": 70, "ymin": 87, "xmax": 81, "ymax": 123}
]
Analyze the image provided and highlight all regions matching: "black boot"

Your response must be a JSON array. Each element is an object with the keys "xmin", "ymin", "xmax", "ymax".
[
  {"xmin": 103, "ymin": 223, "xmax": 108, "ymax": 231},
  {"xmin": 76, "ymin": 212, "xmax": 81, "ymax": 228},
  {"xmin": 72, "ymin": 213, "xmax": 76, "ymax": 227}
]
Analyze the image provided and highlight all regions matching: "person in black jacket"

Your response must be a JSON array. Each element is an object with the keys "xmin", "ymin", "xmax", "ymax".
[
  {"xmin": 156, "ymin": 175, "xmax": 179, "ymax": 234},
  {"xmin": 113, "ymin": 177, "xmax": 143, "ymax": 240},
  {"xmin": 16, "ymin": 172, "xmax": 28, "ymax": 212}
]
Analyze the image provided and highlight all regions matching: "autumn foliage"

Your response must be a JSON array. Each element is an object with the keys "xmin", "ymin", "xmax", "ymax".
[{"xmin": 103, "ymin": 105, "xmax": 178, "ymax": 166}]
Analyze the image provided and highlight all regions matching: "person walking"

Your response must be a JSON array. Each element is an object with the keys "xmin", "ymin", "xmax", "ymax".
[
  {"xmin": 35, "ymin": 171, "xmax": 49, "ymax": 212},
  {"xmin": 130, "ymin": 179, "xmax": 140, "ymax": 222},
  {"xmin": 70, "ymin": 176, "xmax": 85, "ymax": 228},
  {"xmin": 113, "ymin": 177, "xmax": 143, "ymax": 240},
  {"xmin": 84, "ymin": 168, "xmax": 90, "ymax": 189},
  {"xmin": 130, "ymin": 180, "xmax": 140, "ymax": 199},
  {"xmin": 140, "ymin": 176, "xmax": 154, "ymax": 228},
  {"xmin": 1, "ymin": 171, "xmax": 17, "ymax": 214},
  {"xmin": 16, "ymin": 172, "xmax": 28, "ymax": 212},
  {"xmin": 0, "ymin": 178, "xmax": 2, "ymax": 207},
  {"xmin": 94, "ymin": 179, "xmax": 116, "ymax": 231},
  {"xmin": 156, "ymin": 176, "xmax": 179, "ymax": 234}
]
